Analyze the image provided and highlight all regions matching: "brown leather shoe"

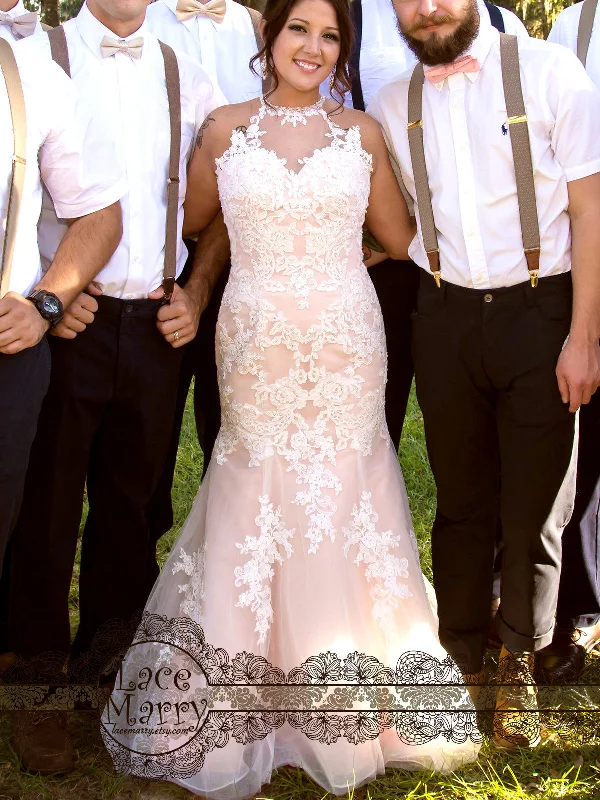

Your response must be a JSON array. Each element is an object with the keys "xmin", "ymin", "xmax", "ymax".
[
  {"xmin": 11, "ymin": 711, "xmax": 74, "ymax": 774},
  {"xmin": 493, "ymin": 645, "xmax": 540, "ymax": 750},
  {"xmin": 540, "ymin": 621, "xmax": 600, "ymax": 683}
]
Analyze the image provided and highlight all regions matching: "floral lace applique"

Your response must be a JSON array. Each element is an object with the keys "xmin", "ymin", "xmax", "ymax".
[
  {"xmin": 343, "ymin": 492, "xmax": 412, "ymax": 629},
  {"xmin": 234, "ymin": 495, "xmax": 295, "ymax": 644},
  {"xmin": 172, "ymin": 544, "xmax": 206, "ymax": 621}
]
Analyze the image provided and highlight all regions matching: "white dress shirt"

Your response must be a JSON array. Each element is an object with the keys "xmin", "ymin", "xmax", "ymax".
[
  {"xmin": 0, "ymin": 0, "xmax": 42, "ymax": 42},
  {"xmin": 323, "ymin": 0, "xmax": 527, "ymax": 109},
  {"xmin": 146, "ymin": 0, "xmax": 262, "ymax": 103},
  {"xmin": 549, "ymin": 2, "xmax": 600, "ymax": 88},
  {"xmin": 0, "ymin": 44, "xmax": 124, "ymax": 297},
  {"xmin": 368, "ymin": 13, "xmax": 600, "ymax": 290},
  {"xmin": 25, "ymin": 3, "xmax": 223, "ymax": 299}
]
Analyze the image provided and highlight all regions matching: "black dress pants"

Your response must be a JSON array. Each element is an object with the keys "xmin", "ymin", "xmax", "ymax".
[
  {"xmin": 146, "ymin": 255, "xmax": 420, "ymax": 550},
  {"xmin": 413, "ymin": 272, "xmax": 577, "ymax": 673},
  {"xmin": 7, "ymin": 296, "xmax": 184, "ymax": 671},
  {"xmin": 556, "ymin": 388, "xmax": 600, "ymax": 629},
  {"xmin": 0, "ymin": 340, "xmax": 50, "ymax": 650}
]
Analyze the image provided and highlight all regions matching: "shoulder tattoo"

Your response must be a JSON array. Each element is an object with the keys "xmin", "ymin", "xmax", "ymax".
[{"xmin": 196, "ymin": 115, "xmax": 216, "ymax": 150}]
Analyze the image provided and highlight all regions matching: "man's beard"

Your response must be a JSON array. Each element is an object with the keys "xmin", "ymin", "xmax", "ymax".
[{"xmin": 398, "ymin": 0, "xmax": 480, "ymax": 66}]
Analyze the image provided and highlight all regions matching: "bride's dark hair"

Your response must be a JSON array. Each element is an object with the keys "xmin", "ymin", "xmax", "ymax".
[{"xmin": 250, "ymin": 0, "xmax": 354, "ymax": 106}]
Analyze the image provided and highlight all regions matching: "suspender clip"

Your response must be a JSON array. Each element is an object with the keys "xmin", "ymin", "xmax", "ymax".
[
  {"xmin": 407, "ymin": 119, "xmax": 423, "ymax": 131},
  {"xmin": 524, "ymin": 247, "xmax": 540, "ymax": 288},
  {"xmin": 507, "ymin": 114, "xmax": 528, "ymax": 125},
  {"xmin": 162, "ymin": 276, "xmax": 175, "ymax": 302},
  {"xmin": 426, "ymin": 250, "xmax": 441, "ymax": 287}
]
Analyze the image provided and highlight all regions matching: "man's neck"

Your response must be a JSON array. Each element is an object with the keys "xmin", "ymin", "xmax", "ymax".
[
  {"xmin": 86, "ymin": 0, "xmax": 145, "ymax": 38},
  {"xmin": 0, "ymin": 0, "xmax": 19, "ymax": 14}
]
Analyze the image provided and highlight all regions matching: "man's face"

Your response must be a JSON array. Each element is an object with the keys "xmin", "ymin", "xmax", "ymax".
[
  {"xmin": 392, "ymin": 0, "xmax": 480, "ymax": 65},
  {"xmin": 87, "ymin": 0, "xmax": 151, "ymax": 26}
]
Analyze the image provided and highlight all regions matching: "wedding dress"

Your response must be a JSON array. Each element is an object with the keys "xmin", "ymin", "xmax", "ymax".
[{"xmin": 102, "ymin": 97, "xmax": 479, "ymax": 798}]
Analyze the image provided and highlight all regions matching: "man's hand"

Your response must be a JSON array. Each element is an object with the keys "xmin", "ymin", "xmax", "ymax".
[
  {"xmin": 148, "ymin": 282, "xmax": 203, "ymax": 348},
  {"xmin": 0, "ymin": 292, "xmax": 49, "ymax": 355},
  {"xmin": 556, "ymin": 337, "xmax": 600, "ymax": 412},
  {"xmin": 51, "ymin": 288, "xmax": 101, "ymax": 340}
]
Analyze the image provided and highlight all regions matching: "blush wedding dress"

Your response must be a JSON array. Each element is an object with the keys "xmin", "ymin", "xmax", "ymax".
[{"xmin": 103, "ymin": 97, "xmax": 480, "ymax": 798}]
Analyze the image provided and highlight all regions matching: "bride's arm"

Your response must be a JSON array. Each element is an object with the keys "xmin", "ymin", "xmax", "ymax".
[
  {"xmin": 183, "ymin": 110, "xmax": 225, "ymax": 237},
  {"xmin": 361, "ymin": 117, "xmax": 416, "ymax": 262}
]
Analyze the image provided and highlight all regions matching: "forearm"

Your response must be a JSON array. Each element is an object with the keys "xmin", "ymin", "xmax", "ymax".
[
  {"xmin": 35, "ymin": 202, "xmax": 122, "ymax": 307},
  {"xmin": 186, "ymin": 212, "xmax": 230, "ymax": 311},
  {"xmin": 569, "ymin": 210, "xmax": 600, "ymax": 344}
]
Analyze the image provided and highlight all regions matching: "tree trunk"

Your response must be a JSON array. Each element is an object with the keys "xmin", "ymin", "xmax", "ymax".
[
  {"xmin": 540, "ymin": 0, "xmax": 549, "ymax": 38},
  {"xmin": 40, "ymin": 0, "xmax": 60, "ymax": 28}
]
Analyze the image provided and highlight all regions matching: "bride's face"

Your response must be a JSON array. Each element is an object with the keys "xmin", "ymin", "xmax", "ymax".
[{"xmin": 271, "ymin": 0, "xmax": 341, "ymax": 94}]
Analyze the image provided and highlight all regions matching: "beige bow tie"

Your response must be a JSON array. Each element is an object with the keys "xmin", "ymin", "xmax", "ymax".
[
  {"xmin": 0, "ymin": 11, "xmax": 37, "ymax": 38},
  {"xmin": 175, "ymin": 0, "xmax": 226, "ymax": 24},
  {"xmin": 100, "ymin": 35, "xmax": 144, "ymax": 60}
]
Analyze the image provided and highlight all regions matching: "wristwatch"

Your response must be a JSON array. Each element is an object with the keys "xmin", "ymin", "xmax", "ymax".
[{"xmin": 26, "ymin": 290, "xmax": 64, "ymax": 330}]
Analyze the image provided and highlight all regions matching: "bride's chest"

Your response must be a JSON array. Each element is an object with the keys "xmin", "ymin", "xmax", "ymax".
[{"xmin": 216, "ymin": 140, "xmax": 372, "ymax": 218}]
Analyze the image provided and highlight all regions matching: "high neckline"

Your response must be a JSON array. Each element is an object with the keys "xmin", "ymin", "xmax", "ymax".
[{"xmin": 260, "ymin": 95, "xmax": 326, "ymax": 127}]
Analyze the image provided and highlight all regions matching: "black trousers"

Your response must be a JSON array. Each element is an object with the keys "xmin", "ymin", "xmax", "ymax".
[
  {"xmin": 7, "ymin": 296, "xmax": 184, "ymax": 671},
  {"xmin": 0, "ymin": 340, "xmax": 51, "ymax": 650},
  {"xmin": 556, "ymin": 388, "xmax": 600, "ymax": 629},
  {"xmin": 147, "ymin": 254, "xmax": 421, "ymax": 547},
  {"xmin": 413, "ymin": 272, "xmax": 577, "ymax": 673}
]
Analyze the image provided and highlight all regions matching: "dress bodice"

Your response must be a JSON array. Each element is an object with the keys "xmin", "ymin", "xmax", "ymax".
[{"xmin": 216, "ymin": 97, "xmax": 373, "ymax": 306}]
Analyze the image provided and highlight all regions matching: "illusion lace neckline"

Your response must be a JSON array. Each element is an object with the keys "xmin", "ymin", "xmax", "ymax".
[{"xmin": 260, "ymin": 95, "xmax": 327, "ymax": 127}]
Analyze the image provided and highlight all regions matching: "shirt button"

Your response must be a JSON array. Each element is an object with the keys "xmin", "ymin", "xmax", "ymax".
[
  {"xmin": 131, "ymin": 210, "xmax": 139, "ymax": 219},
  {"xmin": 133, "ymin": 256, "xmax": 140, "ymax": 263},
  {"xmin": 467, "ymin": 230, "xmax": 475, "ymax": 238},
  {"xmin": 484, "ymin": 293, "xmax": 493, "ymax": 303},
  {"xmin": 476, "ymin": 273, "xmax": 483, "ymax": 282},
  {"xmin": 125, "ymin": 304, "xmax": 133, "ymax": 313}
]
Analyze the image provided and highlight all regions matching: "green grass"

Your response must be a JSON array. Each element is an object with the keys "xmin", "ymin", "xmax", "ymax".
[{"xmin": 2, "ymin": 385, "xmax": 599, "ymax": 800}]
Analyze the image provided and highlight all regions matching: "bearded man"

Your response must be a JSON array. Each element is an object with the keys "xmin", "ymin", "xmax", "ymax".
[{"xmin": 368, "ymin": 0, "xmax": 600, "ymax": 748}]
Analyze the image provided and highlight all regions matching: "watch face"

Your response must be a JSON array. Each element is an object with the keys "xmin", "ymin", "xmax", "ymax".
[{"xmin": 42, "ymin": 296, "xmax": 60, "ymax": 315}]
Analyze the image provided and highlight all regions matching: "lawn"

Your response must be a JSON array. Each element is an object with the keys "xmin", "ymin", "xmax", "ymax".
[{"xmin": 1, "ymin": 386, "xmax": 599, "ymax": 800}]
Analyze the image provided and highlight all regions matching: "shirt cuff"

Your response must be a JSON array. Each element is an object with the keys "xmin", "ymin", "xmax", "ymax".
[
  {"xmin": 52, "ymin": 178, "xmax": 127, "ymax": 220},
  {"xmin": 564, "ymin": 159, "xmax": 600, "ymax": 183}
]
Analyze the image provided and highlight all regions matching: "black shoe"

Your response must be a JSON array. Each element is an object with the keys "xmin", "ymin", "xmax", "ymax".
[{"xmin": 539, "ymin": 622, "xmax": 600, "ymax": 683}]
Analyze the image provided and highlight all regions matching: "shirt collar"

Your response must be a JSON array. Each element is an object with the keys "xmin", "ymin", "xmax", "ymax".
[
  {"xmin": 426, "ymin": 10, "xmax": 496, "ymax": 91},
  {"xmin": 77, "ymin": 1, "xmax": 149, "ymax": 61}
]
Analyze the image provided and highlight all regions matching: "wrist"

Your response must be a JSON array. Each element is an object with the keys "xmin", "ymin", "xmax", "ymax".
[{"xmin": 26, "ymin": 289, "xmax": 64, "ymax": 330}]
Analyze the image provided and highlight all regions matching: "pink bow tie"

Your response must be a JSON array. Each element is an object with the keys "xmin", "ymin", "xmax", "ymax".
[{"xmin": 424, "ymin": 55, "xmax": 480, "ymax": 84}]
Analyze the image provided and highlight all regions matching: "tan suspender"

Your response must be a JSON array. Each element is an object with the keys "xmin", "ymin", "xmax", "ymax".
[
  {"xmin": 0, "ymin": 38, "xmax": 26, "ymax": 300},
  {"xmin": 158, "ymin": 40, "xmax": 181, "ymax": 301},
  {"xmin": 577, "ymin": 0, "xmax": 597, "ymax": 66},
  {"xmin": 407, "ymin": 33, "xmax": 541, "ymax": 289},
  {"xmin": 47, "ymin": 29, "xmax": 182, "ymax": 301}
]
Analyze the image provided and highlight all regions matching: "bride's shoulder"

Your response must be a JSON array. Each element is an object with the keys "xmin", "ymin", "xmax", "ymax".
[
  {"xmin": 328, "ymin": 106, "xmax": 386, "ymax": 154},
  {"xmin": 198, "ymin": 100, "xmax": 260, "ymax": 155}
]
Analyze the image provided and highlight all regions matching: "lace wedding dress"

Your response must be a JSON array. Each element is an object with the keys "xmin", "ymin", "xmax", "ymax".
[{"xmin": 103, "ymin": 98, "xmax": 479, "ymax": 798}]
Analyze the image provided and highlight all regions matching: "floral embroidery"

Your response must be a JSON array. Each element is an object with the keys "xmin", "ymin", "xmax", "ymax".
[
  {"xmin": 234, "ymin": 496, "xmax": 295, "ymax": 644},
  {"xmin": 343, "ymin": 492, "xmax": 412, "ymax": 628},
  {"xmin": 172, "ymin": 545, "xmax": 206, "ymax": 621}
]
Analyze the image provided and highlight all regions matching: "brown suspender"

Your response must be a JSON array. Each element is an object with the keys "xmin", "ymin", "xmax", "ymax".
[
  {"xmin": 407, "ymin": 33, "xmax": 541, "ymax": 289},
  {"xmin": 47, "ymin": 25, "xmax": 71, "ymax": 77},
  {"xmin": 577, "ymin": 0, "xmax": 597, "ymax": 66},
  {"xmin": 0, "ymin": 38, "xmax": 27, "ymax": 300},
  {"xmin": 47, "ymin": 29, "xmax": 182, "ymax": 301},
  {"xmin": 158, "ymin": 39, "xmax": 181, "ymax": 301}
]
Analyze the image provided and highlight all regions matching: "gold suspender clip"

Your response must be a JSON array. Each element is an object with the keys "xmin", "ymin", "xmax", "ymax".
[
  {"xmin": 507, "ymin": 114, "xmax": 528, "ymax": 125},
  {"xmin": 524, "ymin": 247, "xmax": 540, "ymax": 288},
  {"xmin": 426, "ymin": 250, "xmax": 441, "ymax": 287},
  {"xmin": 407, "ymin": 119, "xmax": 423, "ymax": 131}
]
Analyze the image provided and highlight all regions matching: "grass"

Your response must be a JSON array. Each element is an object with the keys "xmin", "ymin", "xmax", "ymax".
[{"xmin": 1, "ymin": 385, "xmax": 599, "ymax": 800}]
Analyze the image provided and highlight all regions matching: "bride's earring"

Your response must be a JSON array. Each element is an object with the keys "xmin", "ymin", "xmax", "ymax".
[
  {"xmin": 260, "ymin": 55, "xmax": 268, "ymax": 80},
  {"xmin": 329, "ymin": 70, "xmax": 336, "ymax": 94}
]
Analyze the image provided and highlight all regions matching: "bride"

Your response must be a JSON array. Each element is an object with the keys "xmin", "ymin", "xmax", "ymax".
[{"xmin": 103, "ymin": 0, "xmax": 480, "ymax": 795}]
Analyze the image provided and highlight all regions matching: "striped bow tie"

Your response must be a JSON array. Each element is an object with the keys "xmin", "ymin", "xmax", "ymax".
[{"xmin": 100, "ymin": 35, "xmax": 144, "ymax": 60}]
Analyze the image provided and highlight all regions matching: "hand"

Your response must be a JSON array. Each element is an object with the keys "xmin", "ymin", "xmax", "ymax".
[
  {"xmin": 556, "ymin": 336, "xmax": 600, "ymax": 412},
  {"xmin": 148, "ymin": 282, "xmax": 202, "ymax": 348},
  {"xmin": 0, "ymin": 292, "xmax": 49, "ymax": 354},
  {"xmin": 51, "ymin": 291, "xmax": 99, "ymax": 340}
]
